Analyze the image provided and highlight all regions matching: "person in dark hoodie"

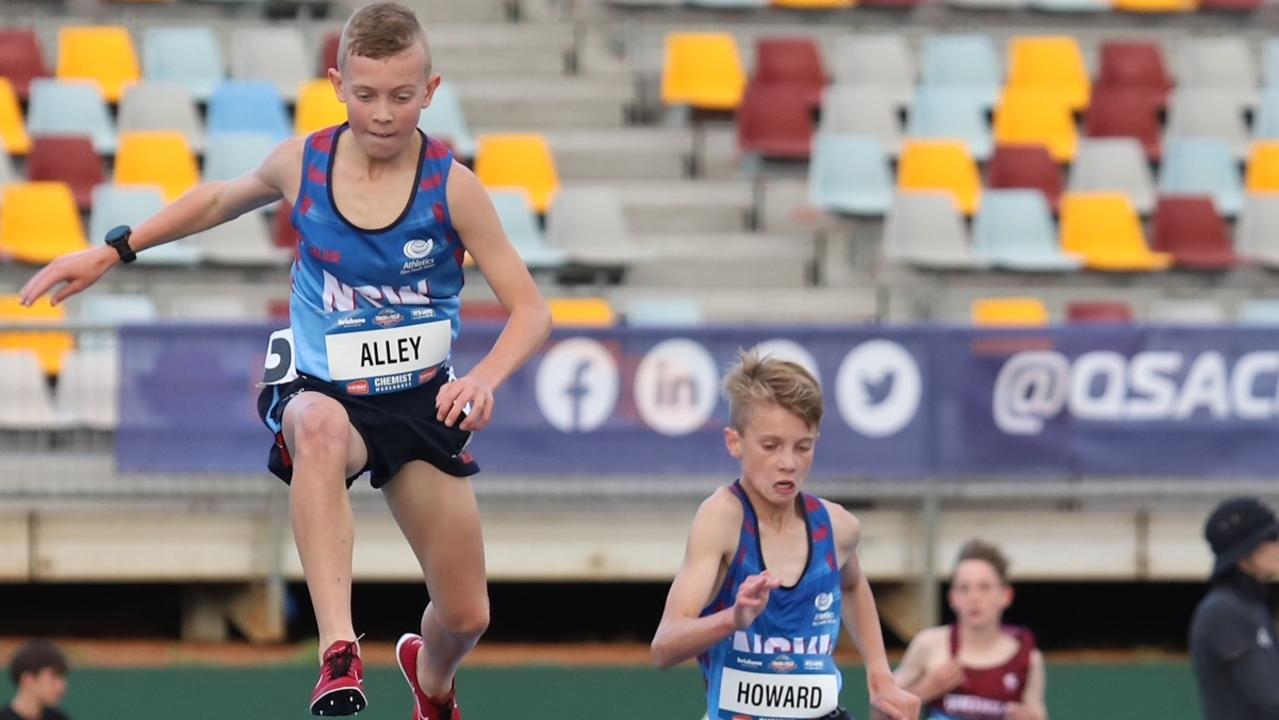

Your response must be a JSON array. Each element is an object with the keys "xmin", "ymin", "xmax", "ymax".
[{"xmin": 1189, "ymin": 496, "xmax": 1279, "ymax": 720}]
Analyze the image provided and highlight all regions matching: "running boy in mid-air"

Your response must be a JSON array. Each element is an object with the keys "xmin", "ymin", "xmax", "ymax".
[{"xmin": 20, "ymin": 4, "xmax": 551, "ymax": 717}]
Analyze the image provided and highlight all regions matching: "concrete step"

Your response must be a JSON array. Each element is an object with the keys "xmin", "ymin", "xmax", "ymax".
[
  {"xmin": 611, "ymin": 180, "xmax": 754, "ymax": 233},
  {"xmin": 628, "ymin": 233, "xmax": 815, "ymax": 288},
  {"xmin": 459, "ymin": 78, "xmax": 632, "ymax": 128},
  {"xmin": 535, "ymin": 128, "xmax": 691, "ymax": 181}
]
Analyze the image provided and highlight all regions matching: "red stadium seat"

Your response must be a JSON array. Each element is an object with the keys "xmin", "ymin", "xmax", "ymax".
[
  {"xmin": 267, "ymin": 298, "xmax": 290, "ymax": 320},
  {"xmin": 1199, "ymin": 0, "xmax": 1261, "ymax": 9},
  {"xmin": 737, "ymin": 83, "xmax": 815, "ymax": 159},
  {"xmin": 273, "ymin": 200, "xmax": 300, "ymax": 250},
  {"xmin": 1096, "ymin": 41, "xmax": 1172, "ymax": 109},
  {"xmin": 1084, "ymin": 88, "xmax": 1163, "ymax": 161},
  {"xmin": 26, "ymin": 136, "xmax": 104, "ymax": 211},
  {"xmin": 1150, "ymin": 196, "xmax": 1238, "ymax": 270},
  {"xmin": 0, "ymin": 29, "xmax": 50, "ymax": 101},
  {"xmin": 753, "ymin": 38, "xmax": 826, "ymax": 107},
  {"xmin": 320, "ymin": 32, "xmax": 340, "ymax": 76},
  {"xmin": 1067, "ymin": 301, "xmax": 1134, "ymax": 324},
  {"xmin": 987, "ymin": 145, "xmax": 1063, "ymax": 212}
]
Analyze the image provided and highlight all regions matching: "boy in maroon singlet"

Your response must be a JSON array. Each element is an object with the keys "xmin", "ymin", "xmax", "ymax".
[{"xmin": 893, "ymin": 540, "xmax": 1047, "ymax": 720}]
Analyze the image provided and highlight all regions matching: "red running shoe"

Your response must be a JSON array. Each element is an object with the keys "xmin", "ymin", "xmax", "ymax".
[
  {"xmin": 311, "ymin": 639, "xmax": 367, "ymax": 716},
  {"xmin": 395, "ymin": 633, "xmax": 461, "ymax": 720}
]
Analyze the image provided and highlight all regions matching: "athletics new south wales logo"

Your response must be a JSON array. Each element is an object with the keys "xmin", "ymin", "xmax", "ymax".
[{"xmin": 401, "ymin": 238, "xmax": 436, "ymax": 274}]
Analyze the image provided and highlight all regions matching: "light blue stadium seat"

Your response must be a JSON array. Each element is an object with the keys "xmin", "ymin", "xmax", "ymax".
[
  {"xmin": 419, "ymin": 80, "xmax": 477, "ymax": 159},
  {"xmin": 489, "ymin": 189, "xmax": 566, "ymax": 270},
  {"xmin": 906, "ymin": 86, "xmax": 992, "ymax": 161},
  {"xmin": 142, "ymin": 27, "xmax": 224, "ymax": 102},
  {"xmin": 1159, "ymin": 138, "xmax": 1244, "ymax": 216},
  {"xmin": 1239, "ymin": 299, "xmax": 1279, "ymax": 325},
  {"xmin": 626, "ymin": 297, "xmax": 703, "ymax": 327},
  {"xmin": 808, "ymin": 133, "xmax": 893, "ymax": 216},
  {"xmin": 973, "ymin": 190, "xmax": 1082, "ymax": 272},
  {"xmin": 1253, "ymin": 88, "xmax": 1279, "ymax": 140},
  {"xmin": 207, "ymin": 81, "xmax": 291, "ymax": 143},
  {"xmin": 204, "ymin": 133, "xmax": 277, "ymax": 182},
  {"xmin": 88, "ymin": 184, "xmax": 202, "ymax": 265},
  {"xmin": 26, "ymin": 79, "xmax": 116, "ymax": 154},
  {"xmin": 1264, "ymin": 39, "xmax": 1279, "ymax": 89},
  {"xmin": 919, "ymin": 35, "xmax": 1001, "ymax": 108}
]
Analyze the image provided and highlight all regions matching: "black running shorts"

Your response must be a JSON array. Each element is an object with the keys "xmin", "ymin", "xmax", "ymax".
[{"xmin": 256, "ymin": 366, "xmax": 479, "ymax": 489}]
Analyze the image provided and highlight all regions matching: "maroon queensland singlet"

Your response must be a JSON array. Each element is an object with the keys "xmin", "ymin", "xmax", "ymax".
[{"xmin": 926, "ymin": 625, "xmax": 1035, "ymax": 720}]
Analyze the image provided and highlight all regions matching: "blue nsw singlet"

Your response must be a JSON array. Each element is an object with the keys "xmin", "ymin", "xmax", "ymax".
[
  {"xmin": 699, "ymin": 481, "xmax": 845, "ymax": 720},
  {"xmin": 285, "ymin": 123, "xmax": 466, "ymax": 396}
]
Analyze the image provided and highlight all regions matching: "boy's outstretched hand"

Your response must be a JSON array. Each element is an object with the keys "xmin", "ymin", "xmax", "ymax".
[
  {"xmin": 20, "ymin": 247, "xmax": 116, "ymax": 307},
  {"xmin": 732, "ymin": 571, "xmax": 782, "ymax": 630}
]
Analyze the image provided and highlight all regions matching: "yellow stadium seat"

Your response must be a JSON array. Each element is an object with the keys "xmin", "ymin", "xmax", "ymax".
[
  {"xmin": 897, "ymin": 141, "xmax": 982, "ymax": 215},
  {"xmin": 0, "ymin": 183, "xmax": 90, "ymax": 264},
  {"xmin": 1246, "ymin": 142, "xmax": 1279, "ymax": 193},
  {"xmin": 1114, "ymin": 0, "xmax": 1197, "ymax": 11},
  {"xmin": 994, "ymin": 89, "xmax": 1078, "ymax": 163},
  {"xmin": 661, "ymin": 33, "xmax": 746, "ymax": 111},
  {"xmin": 0, "ymin": 78, "xmax": 31, "ymax": 156},
  {"xmin": 1060, "ymin": 192, "xmax": 1173, "ymax": 272},
  {"xmin": 474, "ymin": 134, "xmax": 560, "ymax": 214},
  {"xmin": 57, "ymin": 26, "xmax": 139, "ymax": 103},
  {"xmin": 549, "ymin": 298, "xmax": 616, "ymax": 328},
  {"xmin": 773, "ymin": 0, "xmax": 855, "ymax": 6},
  {"xmin": 115, "ymin": 131, "xmax": 199, "ymax": 202},
  {"xmin": 972, "ymin": 297, "xmax": 1051, "ymax": 327},
  {"xmin": 295, "ymin": 79, "xmax": 347, "ymax": 137},
  {"xmin": 1007, "ymin": 36, "xmax": 1091, "ymax": 112},
  {"xmin": 0, "ymin": 296, "xmax": 74, "ymax": 375}
]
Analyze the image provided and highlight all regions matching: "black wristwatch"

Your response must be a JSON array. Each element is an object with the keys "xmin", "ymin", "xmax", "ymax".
[{"xmin": 105, "ymin": 225, "xmax": 137, "ymax": 264}]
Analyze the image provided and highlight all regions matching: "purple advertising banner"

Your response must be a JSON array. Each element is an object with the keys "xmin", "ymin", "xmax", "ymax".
[{"xmin": 117, "ymin": 323, "xmax": 1279, "ymax": 478}]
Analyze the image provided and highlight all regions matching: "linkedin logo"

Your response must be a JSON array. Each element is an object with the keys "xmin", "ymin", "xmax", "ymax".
[{"xmin": 634, "ymin": 339, "xmax": 719, "ymax": 436}]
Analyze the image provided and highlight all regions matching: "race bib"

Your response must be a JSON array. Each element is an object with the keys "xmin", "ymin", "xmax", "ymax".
[
  {"xmin": 718, "ymin": 655, "xmax": 840, "ymax": 720},
  {"xmin": 324, "ymin": 307, "xmax": 450, "ymax": 395},
  {"xmin": 259, "ymin": 306, "xmax": 451, "ymax": 395}
]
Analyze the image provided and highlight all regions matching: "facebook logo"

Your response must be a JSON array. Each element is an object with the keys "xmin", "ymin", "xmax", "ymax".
[{"xmin": 535, "ymin": 338, "xmax": 619, "ymax": 433}]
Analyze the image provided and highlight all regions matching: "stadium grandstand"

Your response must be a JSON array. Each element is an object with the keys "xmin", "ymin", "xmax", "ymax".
[{"xmin": 0, "ymin": 0, "xmax": 1277, "ymax": 717}]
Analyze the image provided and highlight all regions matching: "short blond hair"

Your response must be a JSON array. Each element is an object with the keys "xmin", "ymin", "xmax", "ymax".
[
  {"xmin": 724, "ymin": 351, "xmax": 823, "ymax": 432},
  {"xmin": 337, "ymin": 2, "xmax": 431, "ymax": 74}
]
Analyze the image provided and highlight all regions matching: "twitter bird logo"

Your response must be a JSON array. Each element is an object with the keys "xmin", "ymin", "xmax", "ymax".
[{"xmin": 837, "ymin": 340, "xmax": 922, "ymax": 437}]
